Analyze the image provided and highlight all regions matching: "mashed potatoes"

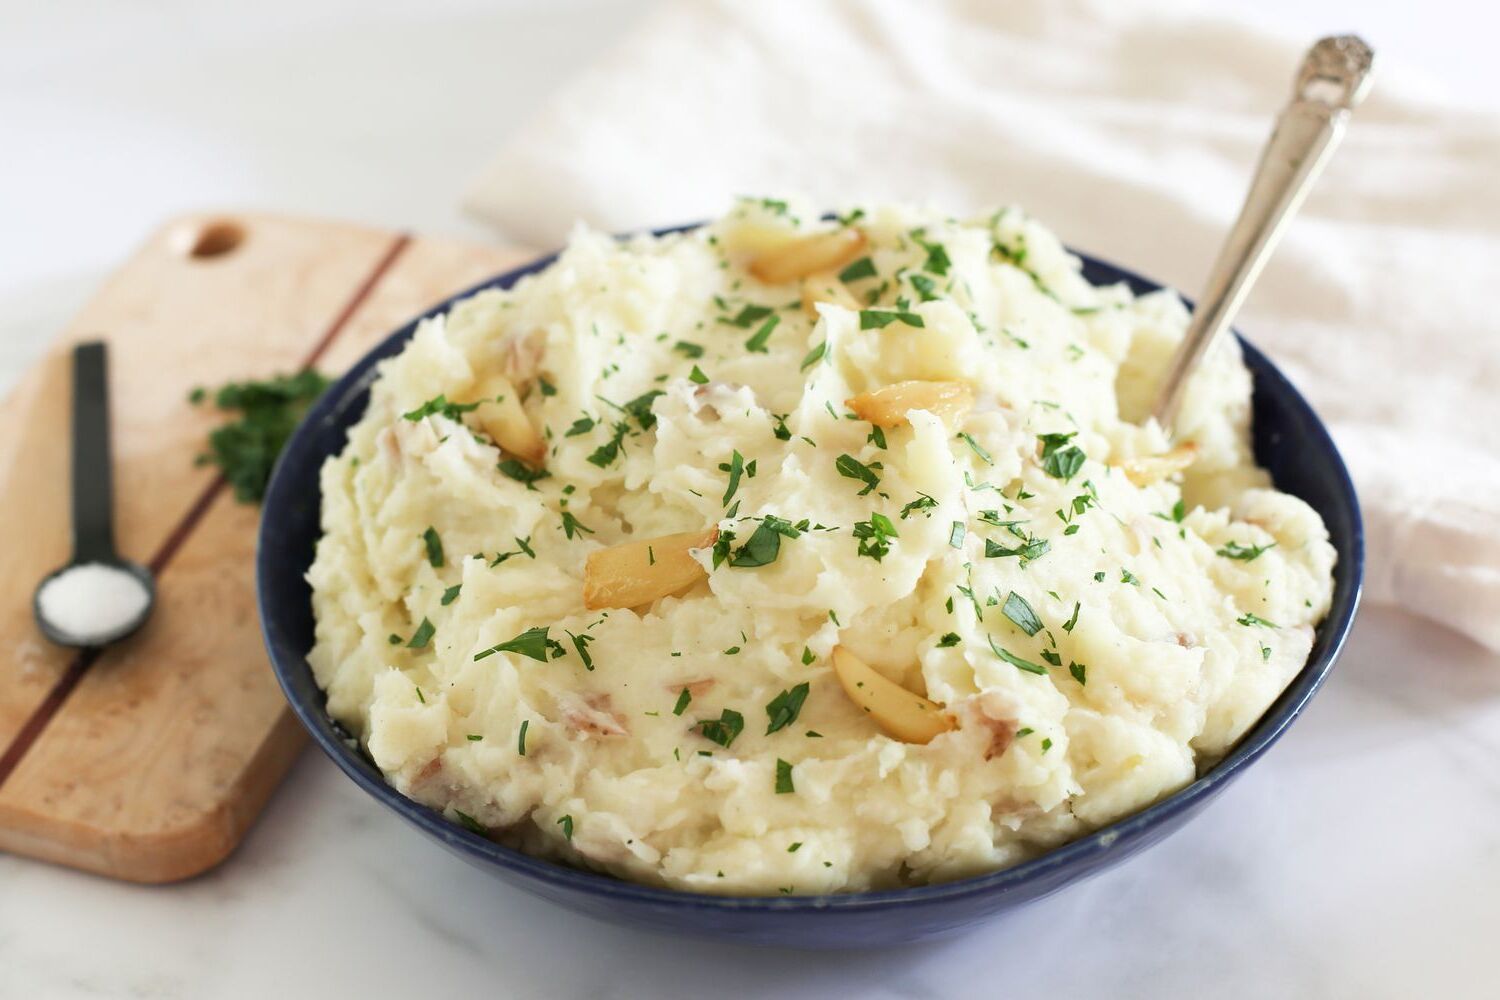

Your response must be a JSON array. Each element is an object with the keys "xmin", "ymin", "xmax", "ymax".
[{"xmin": 307, "ymin": 199, "xmax": 1335, "ymax": 895}]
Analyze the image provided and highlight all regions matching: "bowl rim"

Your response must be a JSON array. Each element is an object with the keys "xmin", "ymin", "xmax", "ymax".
[{"xmin": 258, "ymin": 224, "xmax": 1364, "ymax": 913}]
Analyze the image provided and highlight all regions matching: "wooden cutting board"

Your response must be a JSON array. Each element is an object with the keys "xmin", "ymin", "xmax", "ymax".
[{"xmin": 0, "ymin": 213, "xmax": 530, "ymax": 882}]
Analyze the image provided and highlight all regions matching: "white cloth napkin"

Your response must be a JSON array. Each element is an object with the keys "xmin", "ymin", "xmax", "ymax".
[{"xmin": 464, "ymin": 0, "xmax": 1500, "ymax": 651}]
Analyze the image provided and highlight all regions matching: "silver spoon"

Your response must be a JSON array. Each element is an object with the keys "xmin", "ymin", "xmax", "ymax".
[
  {"xmin": 1152, "ymin": 35, "xmax": 1375, "ymax": 429},
  {"xmin": 33, "ymin": 342, "xmax": 155, "ymax": 648}
]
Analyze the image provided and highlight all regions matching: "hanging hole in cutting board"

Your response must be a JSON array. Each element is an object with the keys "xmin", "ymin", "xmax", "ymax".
[{"xmin": 179, "ymin": 220, "xmax": 245, "ymax": 260}]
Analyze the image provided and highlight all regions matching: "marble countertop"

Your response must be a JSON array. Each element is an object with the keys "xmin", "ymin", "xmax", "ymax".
[{"xmin": 3, "ymin": 2, "xmax": 1497, "ymax": 997}]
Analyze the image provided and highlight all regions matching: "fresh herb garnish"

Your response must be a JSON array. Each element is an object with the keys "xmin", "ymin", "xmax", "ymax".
[
  {"xmin": 1062, "ymin": 602, "xmax": 1081, "ymax": 633},
  {"xmin": 724, "ymin": 304, "xmax": 774, "ymax": 328},
  {"xmin": 192, "ymin": 369, "xmax": 331, "ymax": 502},
  {"xmin": 937, "ymin": 632, "xmax": 961, "ymax": 648},
  {"xmin": 1218, "ymin": 540, "xmax": 1276, "ymax": 562},
  {"xmin": 564, "ymin": 415, "xmax": 596, "ymax": 437},
  {"xmin": 566, "ymin": 630, "xmax": 595, "ymax": 670},
  {"xmin": 721, "ymin": 450, "xmax": 745, "ymax": 506},
  {"xmin": 499, "ymin": 458, "xmax": 551, "ymax": 488},
  {"xmin": 984, "ymin": 535, "xmax": 1050, "ymax": 565},
  {"xmin": 838, "ymin": 257, "xmax": 877, "ymax": 282},
  {"xmin": 403, "ymin": 394, "xmax": 481, "ymax": 423},
  {"xmin": 774, "ymin": 758, "xmax": 795, "ymax": 794},
  {"xmin": 859, "ymin": 309, "xmax": 924, "ymax": 330},
  {"xmin": 688, "ymin": 365, "xmax": 710, "ymax": 385},
  {"xmin": 729, "ymin": 516, "xmax": 801, "ymax": 567},
  {"xmin": 624, "ymin": 389, "xmax": 665, "ymax": 431},
  {"xmin": 958, "ymin": 432, "xmax": 993, "ymax": 465},
  {"xmin": 517, "ymin": 719, "xmax": 529, "ymax": 755},
  {"xmin": 454, "ymin": 810, "xmax": 485, "ymax": 835},
  {"xmin": 474, "ymin": 625, "xmax": 552, "ymax": 663},
  {"xmin": 1001, "ymin": 592, "xmax": 1043, "ymax": 636},
  {"xmin": 765, "ymin": 682, "xmax": 811, "ymax": 735},
  {"xmin": 674, "ymin": 340, "xmax": 705, "ymax": 359},
  {"xmin": 422, "ymin": 526, "xmax": 445, "ymax": 567},
  {"xmin": 901, "ymin": 493, "xmax": 938, "ymax": 519},
  {"xmin": 561, "ymin": 511, "xmax": 595, "ymax": 539},
  {"xmin": 949, "ymin": 521, "xmax": 966, "ymax": 548},
  {"xmin": 987, "ymin": 634, "xmax": 1047, "ymax": 675},
  {"xmin": 1038, "ymin": 432, "xmax": 1086, "ymax": 481},
  {"xmin": 800, "ymin": 341, "xmax": 828, "ymax": 370},
  {"xmin": 406, "ymin": 617, "xmax": 436, "ymax": 649},
  {"xmin": 853, "ymin": 512, "xmax": 899, "ymax": 561},
  {"xmin": 697, "ymin": 708, "xmax": 745, "ymax": 747},
  {"xmin": 745, "ymin": 314, "xmax": 780, "ymax": 353},
  {"xmin": 557, "ymin": 814, "xmax": 574, "ymax": 840},
  {"xmin": 672, "ymin": 688, "xmax": 692, "ymax": 716},
  {"xmin": 1069, "ymin": 661, "xmax": 1087, "ymax": 685},
  {"xmin": 835, "ymin": 454, "xmax": 882, "ymax": 495},
  {"xmin": 1237, "ymin": 612, "xmax": 1278, "ymax": 628}
]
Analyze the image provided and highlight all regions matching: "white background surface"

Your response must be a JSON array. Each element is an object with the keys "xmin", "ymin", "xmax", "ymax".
[{"xmin": 2, "ymin": 2, "xmax": 1498, "ymax": 997}]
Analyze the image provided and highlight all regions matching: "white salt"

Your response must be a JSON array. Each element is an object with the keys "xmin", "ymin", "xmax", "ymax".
[{"xmin": 37, "ymin": 562, "xmax": 150, "ymax": 644}]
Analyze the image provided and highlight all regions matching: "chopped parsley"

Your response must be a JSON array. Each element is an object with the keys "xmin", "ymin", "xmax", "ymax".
[
  {"xmin": 672, "ymin": 688, "xmax": 692, "ymax": 716},
  {"xmin": 586, "ymin": 421, "xmax": 629, "ymax": 468},
  {"xmin": 835, "ymin": 454, "xmax": 882, "ymax": 495},
  {"xmin": 1237, "ymin": 612, "xmax": 1279, "ymax": 628},
  {"xmin": 1069, "ymin": 661, "xmax": 1087, "ymax": 685},
  {"xmin": 566, "ymin": 630, "xmax": 595, "ymax": 670},
  {"xmin": 1062, "ymin": 601, "xmax": 1081, "ymax": 633},
  {"xmin": 984, "ymin": 535, "xmax": 1050, "ymax": 565},
  {"xmin": 937, "ymin": 632, "xmax": 961, "ymax": 648},
  {"xmin": 774, "ymin": 758, "xmax": 795, "ymax": 794},
  {"xmin": 838, "ymin": 256, "xmax": 878, "ymax": 282},
  {"xmin": 191, "ymin": 369, "xmax": 331, "ymax": 502},
  {"xmin": 688, "ymin": 365, "xmax": 710, "ymax": 384},
  {"xmin": 624, "ymin": 389, "xmax": 665, "ymax": 431},
  {"xmin": 406, "ymin": 617, "xmax": 436, "ymax": 649},
  {"xmin": 1218, "ymin": 540, "xmax": 1276, "ymax": 562},
  {"xmin": 561, "ymin": 511, "xmax": 595, "ymax": 539},
  {"xmin": 674, "ymin": 340, "xmax": 705, "ymax": 359},
  {"xmin": 853, "ymin": 512, "xmax": 899, "ymax": 561},
  {"xmin": 441, "ymin": 584, "xmax": 462, "ymax": 606},
  {"xmin": 697, "ymin": 708, "xmax": 745, "ymax": 748},
  {"xmin": 958, "ymin": 432, "xmax": 993, "ymax": 465},
  {"xmin": 474, "ymin": 625, "xmax": 553, "ymax": 663},
  {"xmin": 729, "ymin": 515, "xmax": 801, "ymax": 567},
  {"xmin": 421, "ymin": 526, "xmax": 445, "ymax": 567},
  {"xmin": 499, "ymin": 458, "xmax": 551, "ymax": 488},
  {"xmin": 988, "ymin": 634, "xmax": 1047, "ymax": 675},
  {"xmin": 802, "ymin": 646, "xmax": 816, "ymax": 665},
  {"xmin": 564, "ymin": 415, "xmax": 595, "ymax": 437},
  {"xmin": 403, "ymin": 394, "xmax": 481, "ymax": 423},
  {"xmin": 765, "ymin": 682, "xmax": 811, "ymax": 735},
  {"xmin": 517, "ymin": 719, "xmax": 529, "ymax": 755},
  {"xmin": 949, "ymin": 521, "xmax": 967, "ymax": 548},
  {"xmin": 901, "ymin": 493, "xmax": 938, "ymax": 519},
  {"xmin": 454, "ymin": 810, "xmax": 485, "ymax": 835},
  {"xmin": 800, "ymin": 341, "xmax": 828, "ymax": 370},
  {"xmin": 1038, "ymin": 432, "xmax": 1086, "ymax": 480},
  {"xmin": 721, "ymin": 450, "xmax": 745, "ymax": 506},
  {"xmin": 1001, "ymin": 592, "xmax": 1043, "ymax": 636},
  {"xmin": 745, "ymin": 314, "xmax": 780, "ymax": 353},
  {"xmin": 858, "ymin": 309, "xmax": 924, "ymax": 330},
  {"xmin": 724, "ymin": 303, "xmax": 774, "ymax": 328},
  {"xmin": 557, "ymin": 814, "xmax": 574, "ymax": 841}
]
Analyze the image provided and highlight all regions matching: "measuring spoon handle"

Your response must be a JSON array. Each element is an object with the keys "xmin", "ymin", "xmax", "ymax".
[{"xmin": 71, "ymin": 341, "xmax": 118, "ymax": 565}]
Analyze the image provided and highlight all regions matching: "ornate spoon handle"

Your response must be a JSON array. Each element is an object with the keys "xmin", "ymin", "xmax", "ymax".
[{"xmin": 1152, "ymin": 35, "xmax": 1375, "ymax": 429}]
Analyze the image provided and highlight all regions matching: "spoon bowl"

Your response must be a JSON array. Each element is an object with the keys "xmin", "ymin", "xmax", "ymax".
[{"xmin": 33, "ymin": 558, "xmax": 156, "ymax": 648}]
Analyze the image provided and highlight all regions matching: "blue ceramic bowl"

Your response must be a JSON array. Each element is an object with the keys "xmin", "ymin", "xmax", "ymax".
[{"xmin": 257, "ymin": 236, "xmax": 1362, "ymax": 949}]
